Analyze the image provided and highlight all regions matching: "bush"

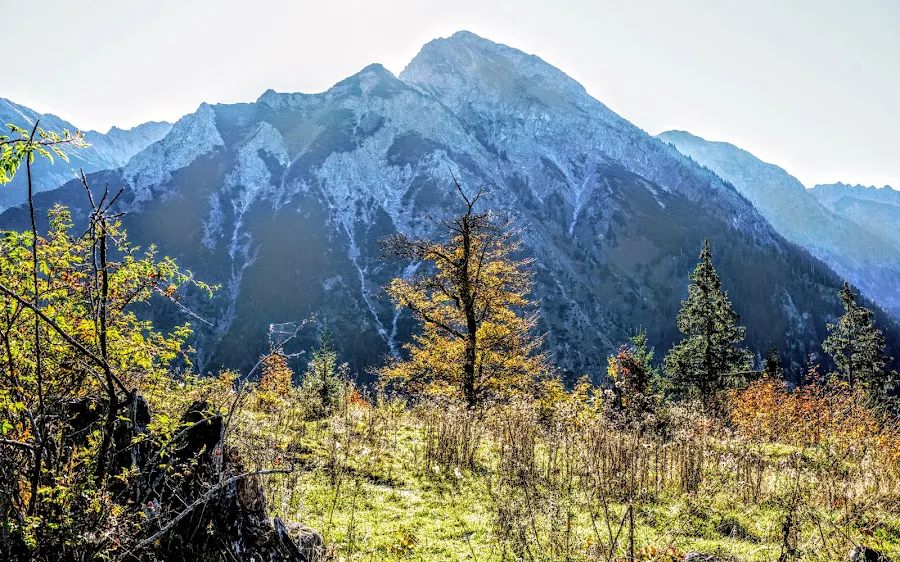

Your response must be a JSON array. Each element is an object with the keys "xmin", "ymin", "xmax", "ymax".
[
  {"xmin": 299, "ymin": 333, "xmax": 346, "ymax": 420},
  {"xmin": 728, "ymin": 367, "xmax": 900, "ymax": 467}
]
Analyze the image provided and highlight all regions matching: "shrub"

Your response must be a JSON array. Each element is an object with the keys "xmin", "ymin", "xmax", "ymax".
[
  {"xmin": 728, "ymin": 368, "xmax": 900, "ymax": 469},
  {"xmin": 299, "ymin": 333, "xmax": 345, "ymax": 420}
]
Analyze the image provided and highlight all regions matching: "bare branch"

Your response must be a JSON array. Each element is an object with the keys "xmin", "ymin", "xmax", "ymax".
[
  {"xmin": 0, "ymin": 438, "xmax": 35, "ymax": 451},
  {"xmin": 120, "ymin": 468, "xmax": 294, "ymax": 560}
]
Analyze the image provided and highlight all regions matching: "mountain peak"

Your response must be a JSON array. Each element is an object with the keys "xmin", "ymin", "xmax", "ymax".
[
  {"xmin": 658, "ymin": 129, "xmax": 799, "ymax": 184},
  {"xmin": 326, "ymin": 61, "xmax": 406, "ymax": 101},
  {"xmin": 659, "ymin": 130, "xmax": 745, "ymax": 154},
  {"xmin": 123, "ymin": 103, "xmax": 223, "ymax": 200},
  {"xmin": 259, "ymin": 63, "xmax": 404, "ymax": 110},
  {"xmin": 810, "ymin": 182, "xmax": 900, "ymax": 209},
  {"xmin": 399, "ymin": 30, "xmax": 587, "ymax": 105},
  {"xmin": 814, "ymin": 182, "xmax": 895, "ymax": 192},
  {"xmin": 448, "ymin": 29, "xmax": 483, "ymax": 41},
  {"xmin": 336, "ymin": 62, "xmax": 400, "ymax": 85}
]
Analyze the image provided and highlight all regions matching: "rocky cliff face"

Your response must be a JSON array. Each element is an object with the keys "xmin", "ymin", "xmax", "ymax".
[
  {"xmin": 659, "ymin": 130, "xmax": 900, "ymax": 320},
  {"xmin": 2, "ymin": 32, "xmax": 889, "ymax": 380},
  {"xmin": 0, "ymin": 97, "xmax": 171, "ymax": 210}
]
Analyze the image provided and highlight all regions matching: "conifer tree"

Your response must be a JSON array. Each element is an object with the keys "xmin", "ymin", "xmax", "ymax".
[
  {"xmin": 822, "ymin": 282, "xmax": 893, "ymax": 395},
  {"xmin": 664, "ymin": 239, "xmax": 752, "ymax": 400},
  {"xmin": 763, "ymin": 347, "xmax": 783, "ymax": 379}
]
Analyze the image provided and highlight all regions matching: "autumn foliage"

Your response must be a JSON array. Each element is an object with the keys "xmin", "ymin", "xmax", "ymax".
[
  {"xmin": 379, "ymin": 185, "xmax": 547, "ymax": 407},
  {"xmin": 728, "ymin": 368, "xmax": 900, "ymax": 467}
]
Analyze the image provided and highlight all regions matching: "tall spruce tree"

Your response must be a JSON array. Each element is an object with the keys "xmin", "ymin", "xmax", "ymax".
[
  {"xmin": 822, "ymin": 282, "xmax": 892, "ymax": 395},
  {"xmin": 664, "ymin": 239, "xmax": 752, "ymax": 400}
]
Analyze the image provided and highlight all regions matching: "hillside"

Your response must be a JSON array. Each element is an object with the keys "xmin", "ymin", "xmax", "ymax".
[
  {"xmin": 0, "ymin": 31, "xmax": 890, "ymax": 380},
  {"xmin": 0, "ymin": 97, "xmax": 171, "ymax": 211},
  {"xmin": 658, "ymin": 130, "xmax": 900, "ymax": 320},
  {"xmin": 810, "ymin": 183, "xmax": 900, "ymax": 253}
]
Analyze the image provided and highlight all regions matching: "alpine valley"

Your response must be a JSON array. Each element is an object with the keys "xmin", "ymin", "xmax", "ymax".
[{"xmin": 2, "ymin": 31, "xmax": 897, "ymax": 380}]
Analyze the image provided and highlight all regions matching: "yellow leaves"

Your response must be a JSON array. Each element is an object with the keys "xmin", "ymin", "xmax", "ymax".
[
  {"xmin": 607, "ymin": 355, "xmax": 619, "ymax": 383},
  {"xmin": 380, "ymin": 211, "xmax": 547, "ymax": 406}
]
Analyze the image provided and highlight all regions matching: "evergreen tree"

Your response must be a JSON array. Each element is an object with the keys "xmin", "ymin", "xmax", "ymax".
[
  {"xmin": 301, "ymin": 328, "xmax": 344, "ymax": 419},
  {"xmin": 763, "ymin": 347, "xmax": 783, "ymax": 379},
  {"xmin": 664, "ymin": 239, "xmax": 752, "ymax": 400},
  {"xmin": 822, "ymin": 282, "xmax": 892, "ymax": 396}
]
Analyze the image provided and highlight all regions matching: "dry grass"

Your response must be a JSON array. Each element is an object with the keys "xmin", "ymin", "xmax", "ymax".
[{"xmin": 215, "ymin": 377, "xmax": 900, "ymax": 561}]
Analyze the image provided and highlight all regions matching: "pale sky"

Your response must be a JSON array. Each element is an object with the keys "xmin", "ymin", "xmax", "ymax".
[{"xmin": 2, "ymin": 0, "xmax": 898, "ymax": 188}]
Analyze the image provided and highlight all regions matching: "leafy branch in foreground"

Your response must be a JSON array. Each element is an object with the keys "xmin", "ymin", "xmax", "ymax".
[{"xmin": 0, "ymin": 121, "xmax": 86, "ymax": 185}]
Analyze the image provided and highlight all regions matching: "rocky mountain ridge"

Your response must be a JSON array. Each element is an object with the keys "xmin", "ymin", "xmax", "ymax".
[
  {"xmin": 0, "ymin": 97, "xmax": 171, "ymax": 210},
  {"xmin": 658, "ymin": 130, "xmax": 900, "ymax": 319},
  {"xmin": 2, "ymin": 31, "xmax": 892, "ymax": 379}
]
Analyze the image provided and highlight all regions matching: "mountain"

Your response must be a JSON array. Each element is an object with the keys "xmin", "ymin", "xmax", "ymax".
[
  {"xmin": 811, "ymin": 182, "xmax": 899, "ymax": 207},
  {"xmin": 810, "ymin": 183, "xmax": 900, "ymax": 277},
  {"xmin": 2, "ymin": 31, "xmax": 892, "ymax": 380},
  {"xmin": 0, "ymin": 97, "xmax": 171, "ymax": 210},
  {"xmin": 658, "ymin": 130, "xmax": 900, "ymax": 319}
]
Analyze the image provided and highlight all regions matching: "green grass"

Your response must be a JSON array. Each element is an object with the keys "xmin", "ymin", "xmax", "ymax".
[{"xmin": 235, "ymin": 399, "xmax": 900, "ymax": 562}]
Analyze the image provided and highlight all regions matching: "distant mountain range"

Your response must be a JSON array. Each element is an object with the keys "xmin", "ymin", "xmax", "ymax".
[
  {"xmin": 0, "ymin": 98, "xmax": 171, "ymax": 210},
  {"xmin": 658, "ymin": 131, "xmax": 900, "ymax": 320},
  {"xmin": 1, "ymin": 31, "xmax": 896, "ymax": 380}
]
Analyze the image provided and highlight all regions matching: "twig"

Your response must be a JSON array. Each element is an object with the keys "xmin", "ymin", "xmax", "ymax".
[{"xmin": 0, "ymin": 438, "xmax": 35, "ymax": 451}]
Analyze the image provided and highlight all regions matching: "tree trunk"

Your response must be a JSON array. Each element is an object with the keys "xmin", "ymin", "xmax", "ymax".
[{"xmin": 463, "ymin": 330, "xmax": 477, "ymax": 408}]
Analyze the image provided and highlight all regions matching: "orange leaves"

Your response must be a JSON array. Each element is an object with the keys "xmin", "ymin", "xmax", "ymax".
[
  {"xmin": 258, "ymin": 352, "xmax": 294, "ymax": 398},
  {"xmin": 347, "ymin": 388, "xmax": 369, "ymax": 408},
  {"xmin": 728, "ymin": 374, "xmax": 900, "ymax": 467},
  {"xmin": 727, "ymin": 376, "xmax": 790, "ymax": 443},
  {"xmin": 638, "ymin": 544, "xmax": 684, "ymax": 561}
]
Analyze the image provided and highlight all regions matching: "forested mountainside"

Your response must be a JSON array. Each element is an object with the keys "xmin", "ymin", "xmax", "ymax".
[
  {"xmin": 2, "ymin": 31, "xmax": 893, "ymax": 380},
  {"xmin": 659, "ymin": 130, "xmax": 900, "ymax": 320},
  {"xmin": 0, "ymin": 97, "xmax": 171, "ymax": 211}
]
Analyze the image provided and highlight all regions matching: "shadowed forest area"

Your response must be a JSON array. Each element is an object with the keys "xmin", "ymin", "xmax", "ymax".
[{"xmin": 1, "ymin": 125, "xmax": 899, "ymax": 562}]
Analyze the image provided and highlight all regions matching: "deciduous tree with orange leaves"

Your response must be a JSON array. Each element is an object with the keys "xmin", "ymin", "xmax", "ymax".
[{"xmin": 379, "ymin": 183, "xmax": 547, "ymax": 408}]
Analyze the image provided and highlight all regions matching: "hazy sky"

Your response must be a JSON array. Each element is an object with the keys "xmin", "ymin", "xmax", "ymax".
[{"xmin": 3, "ymin": 0, "xmax": 898, "ymax": 188}]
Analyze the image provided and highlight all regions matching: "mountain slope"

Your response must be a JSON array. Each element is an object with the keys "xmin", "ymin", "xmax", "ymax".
[
  {"xmin": 2, "ymin": 32, "xmax": 891, "ymax": 380},
  {"xmin": 0, "ymin": 97, "xmax": 171, "ymax": 210},
  {"xmin": 658, "ymin": 130, "xmax": 900, "ymax": 319},
  {"xmin": 811, "ymin": 182, "xmax": 900, "ymax": 242}
]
